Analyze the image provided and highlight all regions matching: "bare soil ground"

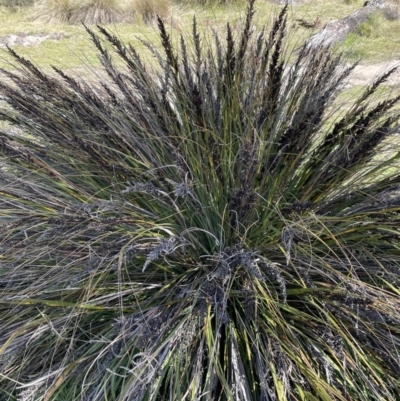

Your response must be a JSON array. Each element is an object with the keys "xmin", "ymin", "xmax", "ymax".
[
  {"xmin": 0, "ymin": 32, "xmax": 64, "ymax": 47},
  {"xmin": 346, "ymin": 60, "xmax": 400, "ymax": 87}
]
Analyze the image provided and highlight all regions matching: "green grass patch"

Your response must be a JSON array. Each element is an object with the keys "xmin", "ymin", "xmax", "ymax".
[{"xmin": 1, "ymin": 0, "xmax": 400, "ymax": 73}]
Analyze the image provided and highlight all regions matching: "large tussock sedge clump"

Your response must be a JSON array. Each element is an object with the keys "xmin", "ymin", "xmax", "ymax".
[{"xmin": 1, "ymin": 1, "xmax": 400, "ymax": 400}]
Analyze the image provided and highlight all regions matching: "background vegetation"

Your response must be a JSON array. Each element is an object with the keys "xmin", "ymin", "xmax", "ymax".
[{"xmin": 1, "ymin": 0, "xmax": 400, "ymax": 72}]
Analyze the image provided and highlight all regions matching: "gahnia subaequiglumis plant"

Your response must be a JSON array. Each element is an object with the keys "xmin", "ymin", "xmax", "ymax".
[{"xmin": 1, "ymin": 1, "xmax": 400, "ymax": 400}]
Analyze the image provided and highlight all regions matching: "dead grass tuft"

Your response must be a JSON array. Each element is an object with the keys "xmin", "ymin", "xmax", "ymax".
[
  {"xmin": 129, "ymin": 0, "xmax": 171, "ymax": 24},
  {"xmin": 383, "ymin": 2, "xmax": 400, "ymax": 20},
  {"xmin": 69, "ymin": 0, "xmax": 124, "ymax": 24},
  {"xmin": 32, "ymin": 0, "xmax": 75, "ymax": 23},
  {"xmin": 31, "ymin": 0, "xmax": 177, "ymax": 25},
  {"xmin": 33, "ymin": 0, "xmax": 129, "ymax": 24}
]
